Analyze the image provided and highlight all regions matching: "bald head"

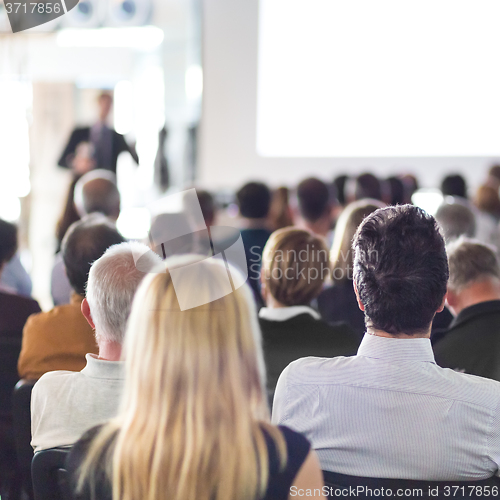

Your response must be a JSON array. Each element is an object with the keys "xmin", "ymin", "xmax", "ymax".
[{"xmin": 74, "ymin": 170, "xmax": 121, "ymax": 220}]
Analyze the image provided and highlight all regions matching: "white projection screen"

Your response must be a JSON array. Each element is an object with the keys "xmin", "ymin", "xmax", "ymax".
[{"xmin": 200, "ymin": 0, "xmax": 500, "ymax": 189}]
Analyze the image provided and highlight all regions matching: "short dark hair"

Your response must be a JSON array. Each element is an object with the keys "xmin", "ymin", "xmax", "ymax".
[
  {"xmin": 441, "ymin": 174, "xmax": 467, "ymax": 198},
  {"xmin": 61, "ymin": 214, "xmax": 126, "ymax": 296},
  {"xmin": 353, "ymin": 205, "xmax": 448, "ymax": 335},
  {"xmin": 354, "ymin": 173, "xmax": 382, "ymax": 201},
  {"xmin": 236, "ymin": 182, "xmax": 271, "ymax": 219},
  {"xmin": 296, "ymin": 178, "xmax": 332, "ymax": 222},
  {"xmin": 0, "ymin": 220, "xmax": 17, "ymax": 266}
]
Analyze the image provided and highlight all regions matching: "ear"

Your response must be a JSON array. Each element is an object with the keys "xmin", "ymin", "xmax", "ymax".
[
  {"xmin": 353, "ymin": 280, "xmax": 365, "ymax": 312},
  {"xmin": 81, "ymin": 298, "xmax": 95, "ymax": 329},
  {"xmin": 444, "ymin": 288, "xmax": 457, "ymax": 309},
  {"xmin": 437, "ymin": 292, "xmax": 447, "ymax": 313}
]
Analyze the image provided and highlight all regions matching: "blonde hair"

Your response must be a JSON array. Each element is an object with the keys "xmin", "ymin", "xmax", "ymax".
[
  {"xmin": 262, "ymin": 227, "xmax": 329, "ymax": 306},
  {"xmin": 330, "ymin": 199, "xmax": 385, "ymax": 284},
  {"xmin": 77, "ymin": 256, "xmax": 286, "ymax": 500}
]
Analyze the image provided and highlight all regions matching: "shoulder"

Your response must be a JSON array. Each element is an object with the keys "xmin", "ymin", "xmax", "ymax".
[
  {"xmin": 0, "ymin": 291, "xmax": 40, "ymax": 312},
  {"xmin": 281, "ymin": 355, "xmax": 354, "ymax": 385}
]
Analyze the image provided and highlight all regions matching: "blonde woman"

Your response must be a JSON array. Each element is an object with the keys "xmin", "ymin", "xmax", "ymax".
[
  {"xmin": 66, "ymin": 256, "xmax": 325, "ymax": 500},
  {"xmin": 317, "ymin": 199, "xmax": 385, "ymax": 338}
]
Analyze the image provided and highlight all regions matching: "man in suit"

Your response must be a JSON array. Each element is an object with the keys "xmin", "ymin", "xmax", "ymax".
[
  {"xmin": 58, "ymin": 92, "xmax": 138, "ymax": 174},
  {"xmin": 434, "ymin": 237, "xmax": 500, "ymax": 380}
]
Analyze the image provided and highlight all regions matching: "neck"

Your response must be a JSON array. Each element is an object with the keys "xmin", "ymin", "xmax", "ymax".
[
  {"xmin": 97, "ymin": 339, "xmax": 122, "ymax": 361},
  {"xmin": 366, "ymin": 326, "xmax": 431, "ymax": 339},
  {"xmin": 266, "ymin": 296, "xmax": 291, "ymax": 309},
  {"xmin": 450, "ymin": 280, "xmax": 500, "ymax": 316}
]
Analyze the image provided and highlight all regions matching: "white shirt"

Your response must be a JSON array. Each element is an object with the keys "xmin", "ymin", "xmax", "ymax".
[
  {"xmin": 272, "ymin": 334, "xmax": 500, "ymax": 480},
  {"xmin": 31, "ymin": 353, "xmax": 124, "ymax": 452},
  {"xmin": 258, "ymin": 305, "xmax": 321, "ymax": 322}
]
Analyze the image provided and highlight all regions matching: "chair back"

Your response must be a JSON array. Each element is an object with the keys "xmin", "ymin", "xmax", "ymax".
[
  {"xmin": 0, "ymin": 337, "xmax": 23, "ymax": 419},
  {"xmin": 12, "ymin": 380, "xmax": 36, "ymax": 471},
  {"xmin": 32, "ymin": 448, "xmax": 70, "ymax": 500},
  {"xmin": 323, "ymin": 470, "xmax": 500, "ymax": 499}
]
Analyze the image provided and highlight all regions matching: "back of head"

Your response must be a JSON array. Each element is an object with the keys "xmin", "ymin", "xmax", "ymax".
[
  {"xmin": 331, "ymin": 199, "xmax": 385, "ymax": 284},
  {"xmin": 149, "ymin": 212, "xmax": 196, "ymax": 257},
  {"xmin": 74, "ymin": 170, "xmax": 121, "ymax": 219},
  {"xmin": 0, "ymin": 219, "xmax": 17, "ymax": 267},
  {"xmin": 441, "ymin": 174, "xmax": 467, "ymax": 199},
  {"xmin": 435, "ymin": 198, "xmax": 476, "ymax": 243},
  {"xmin": 386, "ymin": 176, "xmax": 405, "ymax": 206},
  {"xmin": 488, "ymin": 165, "xmax": 500, "ymax": 185},
  {"xmin": 262, "ymin": 228, "xmax": 329, "ymax": 306},
  {"xmin": 447, "ymin": 237, "xmax": 500, "ymax": 293},
  {"xmin": 354, "ymin": 173, "xmax": 382, "ymax": 201},
  {"xmin": 353, "ymin": 205, "xmax": 448, "ymax": 335},
  {"xmin": 475, "ymin": 184, "xmax": 500, "ymax": 217},
  {"xmin": 196, "ymin": 190, "xmax": 216, "ymax": 227},
  {"xmin": 62, "ymin": 214, "xmax": 126, "ymax": 296},
  {"xmin": 236, "ymin": 181, "xmax": 271, "ymax": 219},
  {"xmin": 86, "ymin": 242, "xmax": 163, "ymax": 344},
  {"xmin": 333, "ymin": 175, "xmax": 349, "ymax": 206},
  {"xmin": 296, "ymin": 177, "xmax": 332, "ymax": 222}
]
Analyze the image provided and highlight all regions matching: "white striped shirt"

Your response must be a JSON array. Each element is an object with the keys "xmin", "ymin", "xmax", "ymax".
[{"xmin": 272, "ymin": 334, "xmax": 500, "ymax": 480}]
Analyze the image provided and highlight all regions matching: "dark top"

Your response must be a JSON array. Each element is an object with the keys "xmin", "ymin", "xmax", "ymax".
[
  {"xmin": 259, "ymin": 313, "xmax": 359, "ymax": 394},
  {"xmin": 0, "ymin": 291, "xmax": 40, "ymax": 415},
  {"xmin": 433, "ymin": 300, "xmax": 500, "ymax": 381},
  {"xmin": 58, "ymin": 126, "xmax": 139, "ymax": 173},
  {"xmin": 317, "ymin": 283, "xmax": 365, "ymax": 339},
  {"xmin": 66, "ymin": 424, "xmax": 311, "ymax": 500},
  {"xmin": 240, "ymin": 228, "xmax": 272, "ymax": 307}
]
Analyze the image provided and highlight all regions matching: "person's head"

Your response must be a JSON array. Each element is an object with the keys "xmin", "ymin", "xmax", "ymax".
[
  {"xmin": 296, "ymin": 177, "xmax": 333, "ymax": 223},
  {"xmin": 149, "ymin": 212, "xmax": 196, "ymax": 258},
  {"xmin": 446, "ymin": 237, "xmax": 500, "ymax": 314},
  {"xmin": 333, "ymin": 175, "xmax": 349, "ymax": 206},
  {"xmin": 83, "ymin": 242, "xmax": 162, "ymax": 346},
  {"xmin": 352, "ymin": 173, "xmax": 383, "ymax": 201},
  {"xmin": 97, "ymin": 92, "xmax": 113, "ymax": 122},
  {"xmin": 261, "ymin": 228, "xmax": 329, "ymax": 306},
  {"xmin": 441, "ymin": 174, "xmax": 467, "ymax": 199},
  {"xmin": 196, "ymin": 189, "xmax": 217, "ymax": 227},
  {"xmin": 61, "ymin": 214, "xmax": 126, "ymax": 296},
  {"xmin": 488, "ymin": 165, "xmax": 500, "ymax": 187},
  {"xmin": 236, "ymin": 182, "xmax": 271, "ymax": 219},
  {"xmin": 353, "ymin": 205, "xmax": 448, "ymax": 336},
  {"xmin": 74, "ymin": 170, "xmax": 121, "ymax": 220},
  {"xmin": 78, "ymin": 257, "xmax": 285, "ymax": 500},
  {"xmin": 386, "ymin": 176, "xmax": 405, "ymax": 206},
  {"xmin": 474, "ymin": 184, "xmax": 500, "ymax": 218},
  {"xmin": 435, "ymin": 197, "xmax": 476, "ymax": 243},
  {"xmin": 268, "ymin": 186, "xmax": 294, "ymax": 230},
  {"xmin": 0, "ymin": 219, "xmax": 17, "ymax": 270},
  {"xmin": 330, "ymin": 199, "xmax": 385, "ymax": 285}
]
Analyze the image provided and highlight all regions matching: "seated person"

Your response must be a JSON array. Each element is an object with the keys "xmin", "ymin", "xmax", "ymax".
[
  {"xmin": 434, "ymin": 238, "xmax": 500, "ymax": 380},
  {"xmin": 295, "ymin": 178, "xmax": 335, "ymax": 244},
  {"xmin": 18, "ymin": 215, "xmax": 125, "ymax": 380},
  {"xmin": 260, "ymin": 228, "xmax": 359, "ymax": 394},
  {"xmin": 51, "ymin": 170, "xmax": 121, "ymax": 306},
  {"xmin": 0, "ymin": 253, "xmax": 32, "ymax": 297},
  {"xmin": 236, "ymin": 181, "xmax": 272, "ymax": 305},
  {"xmin": 66, "ymin": 257, "xmax": 324, "ymax": 499},
  {"xmin": 274, "ymin": 205, "xmax": 500, "ymax": 479},
  {"xmin": 31, "ymin": 242, "xmax": 161, "ymax": 451}
]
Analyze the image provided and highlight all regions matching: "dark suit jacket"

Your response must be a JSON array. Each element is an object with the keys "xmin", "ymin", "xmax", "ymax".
[
  {"xmin": 0, "ymin": 291, "xmax": 40, "ymax": 416},
  {"xmin": 259, "ymin": 312, "xmax": 359, "ymax": 394},
  {"xmin": 433, "ymin": 300, "xmax": 500, "ymax": 381},
  {"xmin": 58, "ymin": 126, "xmax": 139, "ymax": 173}
]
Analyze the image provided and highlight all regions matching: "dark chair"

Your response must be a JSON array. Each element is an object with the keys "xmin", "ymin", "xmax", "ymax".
[
  {"xmin": 323, "ymin": 470, "xmax": 500, "ymax": 499},
  {"xmin": 32, "ymin": 448, "xmax": 70, "ymax": 500},
  {"xmin": 12, "ymin": 379, "xmax": 37, "ymax": 500}
]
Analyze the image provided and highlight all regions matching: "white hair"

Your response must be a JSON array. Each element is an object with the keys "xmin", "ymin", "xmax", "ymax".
[{"xmin": 86, "ymin": 241, "xmax": 164, "ymax": 344}]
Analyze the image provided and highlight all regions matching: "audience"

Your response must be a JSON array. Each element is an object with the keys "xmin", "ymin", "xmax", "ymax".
[
  {"xmin": 259, "ymin": 228, "xmax": 358, "ymax": 395},
  {"xmin": 273, "ymin": 205, "xmax": 500, "ymax": 479},
  {"xmin": 66, "ymin": 257, "xmax": 324, "ymax": 499},
  {"xmin": 31, "ymin": 242, "xmax": 160, "ymax": 452},
  {"xmin": 348, "ymin": 172, "xmax": 383, "ymax": 202},
  {"xmin": 434, "ymin": 238, "xmax": 500, "ymax": 380},
  {"xmin": 475, "ymin": 184, "xmax": 500, "ymax": 221},
  {"xmin": 295, "ymin": 177, "xmax": 334, "ymax": 243},
  {"xmin": 332, "ymin": 175, "xmax": 348, "ymax": 207},
  {"xmin": 236, "ymin": 181, "xmax": 273, "ymax": 305},
  {"xmin": 268, "ymin": 186, "xmax": 294, "ymax": 231},
  {"xmin": 18, "ymin": 215, "xmax": 125, "ymax": 380},
  {"xmin": 55, "ymin": 176, "xmax": 81, "ymax": 254},
  {"xmin": 317, "ymin": 199, "xmax": 385, "ymax": 338},
  {"xmin": 386, "ymin": 176, "xmax": 405, "ymax": 205}
]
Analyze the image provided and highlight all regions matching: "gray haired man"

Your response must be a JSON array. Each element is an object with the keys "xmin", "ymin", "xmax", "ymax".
[{"xmin": 31, "ymin": 242, "xmax": 161, "ymax": 451}]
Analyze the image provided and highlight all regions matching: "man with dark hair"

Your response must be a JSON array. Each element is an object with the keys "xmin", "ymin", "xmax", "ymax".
[
  {"xmin": 236, "ymin": 181, "xmax": 272, "ymax": 305},
  {"xmin": 18, "ymin": 214, "xmax": 125, "ymax": 380},
  {"xmin": 434, "ymin": 238, "xmax": 500, "ymax": 381},
  {"xmin": 273, "ymin": 205, "xmax": 500, "ymax": 479},
  {"xmin": 441, "ymin": 174, "xmax": 468, "ymax": 199},
  {"xmin": 296, "ymin": 177, "xmax": 334, "ymax": 240}
]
